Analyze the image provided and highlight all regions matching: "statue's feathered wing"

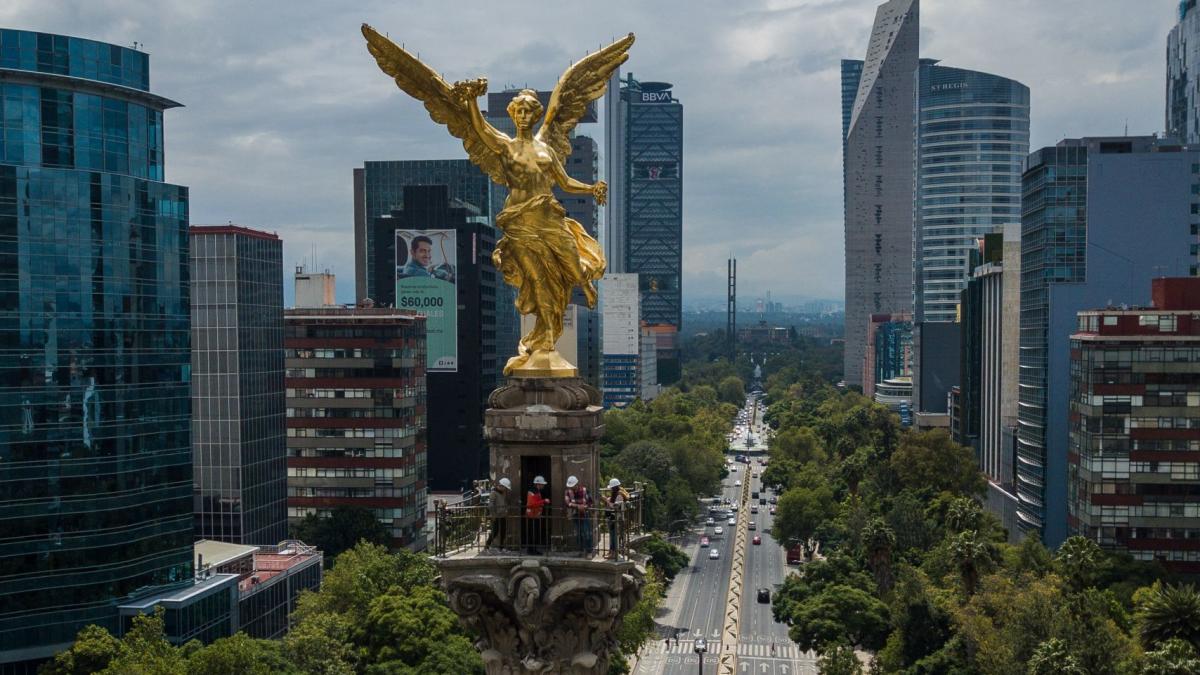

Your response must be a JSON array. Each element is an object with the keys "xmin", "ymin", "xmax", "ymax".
[
  {"xmin": 538, "ymin": 33, "xmax": 635, "ymax": 160},
  {"xmin": 361, "ymin": 24, "xmax": 505, "ymax": 184}
]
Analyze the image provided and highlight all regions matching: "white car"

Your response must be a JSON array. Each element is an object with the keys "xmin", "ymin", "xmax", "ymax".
[
  {"xmin": 706, "ymin": 517, "xmax": 715, "ymax": 526},
  {"xmin": 728, "ymin": 517, "xmax": 736, "ymax": 526},
  {"xmin": 730, "ymin": 503, "xmax": 738, "ymax": 511},
  {"xmin": 709, "ymin": 549, "xmax": 720, "ymax": 560},
  {"xmin": 735, "ymin": 480, "xmax": 742, "ymax": 487},
  {"xmin": 714, "ymin": 526, "xmax": 724, "ymax": 535}
]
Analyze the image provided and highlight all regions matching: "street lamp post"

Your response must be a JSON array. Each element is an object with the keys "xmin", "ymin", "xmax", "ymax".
[{"xmin": 693, "ymin": 637, "xmax": 707, "ymax": 675}]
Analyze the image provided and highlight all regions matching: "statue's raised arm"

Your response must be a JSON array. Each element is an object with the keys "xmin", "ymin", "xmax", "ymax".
[{"xmin": 361, "ymin": 24, "xmax": 508, "ymax": 185}]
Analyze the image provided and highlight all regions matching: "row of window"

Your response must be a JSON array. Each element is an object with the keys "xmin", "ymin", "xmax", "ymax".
[
  {"xmin": 288, "ymin": 446, "xmax": 418, "ymax": 459},
  {"xmin": 287, "ymin": 506, "xmax": 425, "ymax": 522},
  {"xmin": 286, "ymin": 387, "xmax": 421, "ymax": 399},
  {"xmin": 286, "ymin": 426, "xmax": 419, "ymax": 439},
  {"xmin": 285, "ymin": 348, "xmax": 420, "ymax": 359},
  {"xmin": 287, "ymin": 466, "xmax": 418, "ymax": 479}
]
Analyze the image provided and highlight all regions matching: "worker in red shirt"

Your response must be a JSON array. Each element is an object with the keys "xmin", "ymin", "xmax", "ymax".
[{"xmin": 524, "ymin": 475, "xmax": 548, "ymax": 555}]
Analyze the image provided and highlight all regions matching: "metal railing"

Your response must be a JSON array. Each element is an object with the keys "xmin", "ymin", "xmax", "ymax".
[{"xmin": 433, "ymin": 483, "xmax": 644, "ymax": 561}]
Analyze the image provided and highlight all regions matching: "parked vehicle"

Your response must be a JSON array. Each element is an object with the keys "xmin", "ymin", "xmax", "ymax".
[{"xmin": 786, "ymin": 543, "xmax": 804, "ymax": 565}]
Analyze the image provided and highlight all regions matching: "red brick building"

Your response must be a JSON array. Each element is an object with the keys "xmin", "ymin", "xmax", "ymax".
[
  {"xmin": 1068, "ymin": 278, "xmax": 1200, "ymax": 572},
  {"xmin": 284, "ymin": 308, "xmax": 428, "ymax": 550}
]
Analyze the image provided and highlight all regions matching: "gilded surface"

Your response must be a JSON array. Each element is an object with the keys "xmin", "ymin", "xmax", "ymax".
[{"xmin": 362, "ymin": 24, "xmax": 634, "ymax": 377}]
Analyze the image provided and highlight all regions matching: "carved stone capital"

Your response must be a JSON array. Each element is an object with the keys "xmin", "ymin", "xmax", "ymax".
[{"xmin": 440, "ymin": 556, "xmax": 645, "ymax": 674}]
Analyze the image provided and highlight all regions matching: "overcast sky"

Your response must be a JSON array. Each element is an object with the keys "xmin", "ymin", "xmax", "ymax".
[{"xmin": 1, "ymin": 0, "xmax": 1178, "ymax": 306}]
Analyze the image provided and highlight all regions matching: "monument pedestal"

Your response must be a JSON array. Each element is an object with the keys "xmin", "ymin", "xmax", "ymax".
[{"xmin": 436, "ymin": 377, "xmax": 646, "ymax": 674}]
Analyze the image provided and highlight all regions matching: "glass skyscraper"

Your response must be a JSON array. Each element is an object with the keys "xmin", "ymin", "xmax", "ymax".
[
  {"xmin": 0, "ymin": 30, "xmax": 193, "ymax": 664},
  {"xmin": 1168, "ymin": 0, "xmax": 1200, "ymax": 144},
  {"xmin": 1017, "ymin": 136, "xmax": 1199, "ymax": 545},
  {"xmin": 604, "ymin": 74, "xmax": 683, "ymax": 384},
  {"xmin": 913, "ymin": 62, "xmax": 1029, "ymax": 323},
  {"xmin": 190, "ymin": 226, "xmax": 287, "ymax": 546}
]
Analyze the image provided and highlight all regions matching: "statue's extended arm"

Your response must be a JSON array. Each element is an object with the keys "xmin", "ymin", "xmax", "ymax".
[
  {"xmin": 452, "ymin": 78, "xmax": 505, "ymax": 155},
  {"xmin": 550, "ymin": 156, "xmax": 607, "ymax": 205}
]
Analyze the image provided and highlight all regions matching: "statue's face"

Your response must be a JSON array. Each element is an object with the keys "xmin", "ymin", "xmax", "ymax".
[{"xmin": 509, "ymin": 100, "xmax": 540, "ymax": 131}]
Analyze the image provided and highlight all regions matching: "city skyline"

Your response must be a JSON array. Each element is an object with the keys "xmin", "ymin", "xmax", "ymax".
[{"xmin": 0, "ymin": 1, "xmax": 1176, "ymax": 307}]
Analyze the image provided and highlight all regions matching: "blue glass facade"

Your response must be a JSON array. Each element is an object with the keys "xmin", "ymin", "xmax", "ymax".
[
  {"xmin": 0, "ymin": 30, "xmax": 191, "ymax": 664},
  {"xmin": 914, "ymin": 63, "xmax": 1029, "ymax": 323}
]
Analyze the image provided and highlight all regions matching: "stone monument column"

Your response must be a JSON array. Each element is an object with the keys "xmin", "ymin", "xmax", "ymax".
[{"xmin": 436, "ymin": 377, "xmax": 646, "ymax": 674}]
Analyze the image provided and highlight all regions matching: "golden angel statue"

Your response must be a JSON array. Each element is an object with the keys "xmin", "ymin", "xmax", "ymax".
[{"xmin": 362, "ymin": 24, "xmax": 633, "ymax": 378}]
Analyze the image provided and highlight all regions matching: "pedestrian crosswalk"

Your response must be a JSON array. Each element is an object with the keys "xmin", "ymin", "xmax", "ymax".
[
  {"xmin": 646, "ymin": 639, "xmax": 801, "ymax": 660},
  {"xmin": 737, "ymin": 642, "xmax": 800, "ymax": 659}
]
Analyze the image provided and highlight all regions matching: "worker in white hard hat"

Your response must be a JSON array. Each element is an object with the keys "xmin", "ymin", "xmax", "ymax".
[
  {"xmin": 524, "ymin": 475, "xmax": 549, "ymax": 555},
  {"xmin": 603, "ymin": 477, "xmax": 627, "ymax": 559},
  {"xmin": 485, "ymin": 476, "xmax": 512, "ymax": 549},
  {"xmin": 565, "ymin": 475, "xmax": 594, "ymax": 554}
]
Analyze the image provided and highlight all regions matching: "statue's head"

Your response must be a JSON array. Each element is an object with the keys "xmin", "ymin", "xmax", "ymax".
[{"xmin": 506, "ymin": 89, "xmax": 543, "ymax": 132}]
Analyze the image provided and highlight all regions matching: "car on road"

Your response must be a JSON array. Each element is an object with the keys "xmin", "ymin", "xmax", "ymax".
[
  {"xmin": 709, "ymin": 549, "xmax": 720, "ymax": 560},
  {"xmin": 730, "ymin": 503, "xmax": 738, "ymax": 511},
  {"xmin": 757, "ymin": 588, "xmax": 770, "ymax": 603},
  {"xmin": 752, "ymin": 535, "xmax": 761, "ymax": 545},
  {"xmin": 749, "ymin": 521, "xmax": 757, "ymax": 531},
  {"xmin": 700, "ymin": 536, "xmax": 710, "ymax": 548},
  {"xmin": 735, "ymin": 480, "xmax": 742, "ymax": 487},
  {"xmin": 759, "ymin": 498, "xmax": 767, "ymax": 505},
  {"xmin": 727, "ymin": 517, "xmax": 736, "ymax": 526},
  {"xmin": 750, "ymin": 505, "xmax": 758, "ymax": 514},
  {"xmin": 769, "ymin": 496, "xmax": 778, "ymax": 504},
  {"xmin": 706, "ymin": 517, "xmax": 715, "ymax": 526},
  {"xmin": 769, "ymin": 506, "xmax": 777, "ymax": 515},
  {"xmin": 714, "ymin": 526, "xmax": 724, "ymax": 535}
]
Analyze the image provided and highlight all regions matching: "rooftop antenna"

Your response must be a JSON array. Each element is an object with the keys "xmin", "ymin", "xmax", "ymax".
[{"xmin": 1124, "ymin": 119, "xmax": 1128, "ymax": 136}]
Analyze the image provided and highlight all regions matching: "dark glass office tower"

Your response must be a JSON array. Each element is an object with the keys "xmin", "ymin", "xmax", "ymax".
[
  {"xmin": 190, "ymin": 225, "xmax": 286, "ymax": 546},
  {"xmin": 0, "ymin": 30, "xmax": 193, "ymax": 664},
  {"xmin": 607, "ymin": 75, "xmax": 683, "ymax": 383}
]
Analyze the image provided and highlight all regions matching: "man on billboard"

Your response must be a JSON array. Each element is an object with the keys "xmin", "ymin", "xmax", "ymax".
[{"xmin": 398, "ymin": 235, "xmax": 434, "ymax": 278}]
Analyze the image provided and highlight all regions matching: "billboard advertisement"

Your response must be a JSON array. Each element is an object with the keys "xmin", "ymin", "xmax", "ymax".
[{"xmin": 395, "ymin": 229, "xmax": 457, "ymax": 371}]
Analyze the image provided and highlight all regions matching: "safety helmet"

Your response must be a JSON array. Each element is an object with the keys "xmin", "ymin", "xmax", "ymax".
[
  {"xmin": 566, "ymin": 475, "xmax": 579, "ymax": 488},
  {"xmin": 607, "ymin": 478, "xmax": 621, "ymax": 489},
  {"xmin": 533, "ymin": 475, "xmax": 547, "ymax": 485},
  {"xmin": 498, "ymin": 477, "xmax": 512, "ymax": 490}
]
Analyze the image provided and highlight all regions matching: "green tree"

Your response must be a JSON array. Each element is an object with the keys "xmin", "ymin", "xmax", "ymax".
[
  {"xmin": 41, "ymin": 624, "xmax": 121, "ymax": 675},
  {"xmin": 949, "ymin": 530, "xmax": 991, "ymax": 596},
  {"xmin": 1141, "ymin": 638, "xmax": 1200, "ymax": 675},
  {"xmin": 185, "ymin": 634, "xmax": 298, "ymax": 675},
  {"xmin": 293, "ymin": 542, "xmax": 436, "ymax": 624},
  {"xmin": 97, "ymin": 608, "xmax": 186, "ymax": 675},
  {"xmin": 291, "ymin": 505, "xmax": 392, "ymax": 564},
  {"xmin": 359, "ymin": 585, "xmax": 483, "ymax": 674},
  {"xmin": 1055, "ymin": 536, "xmax": 1105, "ymax": 594},
  {"xmin": 1027, "ymin": 638, "xmax": 1084, "ymax": 675},
  {"xmin": 283, "ymin": 612, "xmax": 357, "ymax": 675},
  {"xmin": 615, "ymin": 568, "xmax": 666, "ymax": 664},
  {"xmin": 816, "ymin": 642, "xmax": 863, "ymax": 675},
  {"xmin": 638, "ymin": 536, "xmax": 689, "ymax": 580},
  {"xmin": 717, "ymin": 375, "xmax": 746, "ymax": 406},
  {"xmin": 943, "ymin": 496, "xmax": 984, "ymax": 534},
  {"xmin": 861, "ymin": 518, "xmax": 895, "ymax": 594},
  {"xmin": 1136, "ymin": 583, "xmax": 1200, "ymax": 652},
  {"xmin": 890, "ymin": 430, "xmax": 985, "ymax": 496},
  {"xmin": 783, "ymin": 584, "xmax": 890, "ymax": 653},
  {"xmin": 770, "ymin": 426, "xmax": 827, "ymax": 466},
  {"xmin": 773, "ymin": 484, "xmax": 837, "ymax": 551},
  {"xmin": 614, "ymin": 440, "xmax": 674, "ymax": 486}
]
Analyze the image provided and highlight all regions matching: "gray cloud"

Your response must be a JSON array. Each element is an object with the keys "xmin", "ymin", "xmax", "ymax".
[{"xmin": 1, "ymin": 0, "xmax": 1176, "ymax": 305}]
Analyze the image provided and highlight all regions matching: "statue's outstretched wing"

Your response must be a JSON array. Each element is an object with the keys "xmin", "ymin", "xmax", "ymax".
[
  {"xmin": 538, "ymin": 33, "xmax": 634, "ymax": 159},
  {"xmin": 362, "ymin": 24, "xmax": 506, "ymax": 184}
]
